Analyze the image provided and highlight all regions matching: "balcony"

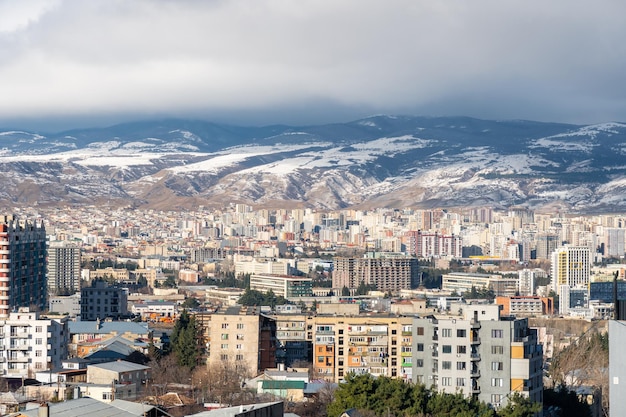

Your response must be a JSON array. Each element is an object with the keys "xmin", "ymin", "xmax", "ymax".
[
  {"xmin": 470, "ymin": 353, "xmax": 481, "ymax": 361},
  {"xmin": 470, "ymin": 319, "xmax": 481, "ymax": 329},
  {"xmin": 471, "ymin": 384, "xmax": 481, "ymax": 394},
  {"xmin": 471, "ymin": 368, "xmax": 480, "ymax": 378},
  {"xmin": 470, "ymin": 337, "xmax": 481, "ymax": 345},
  {"xmin": 7, "ymin": 356, "xmax": 29, "ymax": 363}
]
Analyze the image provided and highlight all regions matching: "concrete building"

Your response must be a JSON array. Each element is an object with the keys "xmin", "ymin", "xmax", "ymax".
[
  {"xmin": 518, "ymin": 268, "xmax": 547, "ymax": 296},
  {"xmin": 249, "ymin": 274, "xmax": 313, "ymax": 298},
  {"xmin": 47, "ymin": 241, "xmax": 81, "ymax": 295},
  {"xmin": 199, "ymin": 306, "xmax": 277, "ymax": 375},
  {"xmin": 441, "ymin": 272, "xmax": 518, "ymax": 297},
  {"xmin": 610, "ymin": 320, "xmax": 626, "ymax": 416},
  {"xmin": 535, "ymin": 233, "xmax": 560, "ymax": 260},
  {"xmin": 0, "ymin": 215, "xmax": 47, "ymax": 317},
  {"xmin": 495, "ymin": 296, "xmax": 554, "ymax": 317},
  {"xmin": 49, "ymin": 293, "xmax": 81, "ymax": 316},
  {"xmin": 0, "ymin": 307, "xmax": 68, "ymax": 378},
  {"xmin": 551, "ymin": 246, "xmax": 591, "ymax": 312},
  {"xmin": 411, "ymin": 304, "xmax": 543, "ymax": 410},
  {"xmin": 310, "ymin": 313, "xmax": 414, "ymax": 383},
  {"xmin": 333, "ymin": 255, "xmax": 418, "ymax": 292},
  {"xmin": 80, "ymin": 280, "xmax": 129, "ymax": 321},
  {"xmin": 86, "ymin": 360, "xmax": 150, "ymax": 399},
  {"xmin": 272, "ymin": 313, "xmax": 310, "ymax": 366},
  {"xmin": 406, "ymin": 230, "xmax": 463, "ymax": 258}
]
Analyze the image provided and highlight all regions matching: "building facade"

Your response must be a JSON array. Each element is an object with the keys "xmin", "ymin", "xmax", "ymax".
[
  {"xmin": 250, "ymin": 274, "xmax": 313, "ymax": 298},
  {"xmin": 0, "ymin": 215, "xmax": 47, "ymax": 317},
  {"xmin": 47, "ymin": 241, "xmax": 81, "ymax": 295},
  {"xmin": 333, "ymin": 256, "xmax": 418, "ymax": 292},
  {"xmin": 551, "ymin": 245, "xmax": 591, "ymax": 312},
  {"xmin": 411, "ymin": 305, "xmax": 543, "ymax": 410},
  {"xmin": 0, "ymin": 308, "xmax": 68, "ymax": 378},
  {"xmin": 80, "ymin": 280, "xmax": 129, "ymax": 321}
]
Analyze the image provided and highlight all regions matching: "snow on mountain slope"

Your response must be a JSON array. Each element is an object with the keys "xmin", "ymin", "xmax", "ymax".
[{"xmin": 0, "ymin": 116, "xmax": 624, "ymax": 212}]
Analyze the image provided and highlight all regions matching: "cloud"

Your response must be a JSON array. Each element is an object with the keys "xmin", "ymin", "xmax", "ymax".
[{"xmin": 1, "ymin": 0, "xmax": 626, "ymax": 130}]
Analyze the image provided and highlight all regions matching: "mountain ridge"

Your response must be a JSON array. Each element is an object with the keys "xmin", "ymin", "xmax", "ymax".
[{"xmin": 0, "ymin": 115, "xmax": 625, "ymax": 213}]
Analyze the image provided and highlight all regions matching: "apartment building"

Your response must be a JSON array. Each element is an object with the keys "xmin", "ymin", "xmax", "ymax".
[
  {"xmin": 442, "ymin": 272, "xmax": 518, "ymax": 297},
  {"xmin": 411, "ymin": 305, "xmax": 543, "ymax": 410},
  {"xmin": 309, "ymin": 314, "xmax": 414, "ymax": 382},
  {"xmin": 551, "ymin": 245, "xmax": 591, "ymax": 312},
  {"xmin": 200, "ymin": 306, "xmax": 277, "ymax": 375},
  {"xmin": 47, "ymin": 241, "xmax": 82, "ymax": 294},
  {"xmin": 250, "ymin": 274, "xmax": 313, "ymax": 298},
  {"xmin": 272, "ymin": 312, "xmax": 310, "ymax": 366},
  {"xmin": 0, "ymin": 215, "xmax": 47, "ymax": 317},
  {"xmin": 333, "ymin": 255, "xmax": 418, "ymax": 292},
  {"xmin": 495, "ymin": 296, "xmax": 554, "ymax": 317},
  {"xmin": 0, "ymin": 308, "xmax": 68, "ymax": 378},
  {"xmin": 406, "ymin": 230, "xmax": 463, "ymax": 258},
  {"xmin": 80, "ymin": 280, "xmax": 129, "ymax": 321}
]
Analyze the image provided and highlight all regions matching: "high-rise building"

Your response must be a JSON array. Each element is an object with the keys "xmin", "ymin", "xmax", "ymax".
[
  {"xmin": 535, "ymin": 233, "xmax": 560, "ymax": 260},
  {"xmin": 333, "ymin": 255, "xmax": 418, "ymax": 292},
  {"xmin": 551, "ymin": 245, "xmax": 591, "ymax": 311},
  {"xmin": 80, "ymin": 280, "xmax": 128, "ymax": 321},
  {"xmin": 47, "ymin": 241, "xmax": 81, "ymax": 295},
  {"xmin": 0, "ymin": 215, "xmax": 47, "ymax": 318}
]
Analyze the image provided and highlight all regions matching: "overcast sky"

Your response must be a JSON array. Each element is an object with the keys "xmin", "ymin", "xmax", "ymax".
[{"xmin": 1, "ymin": 0, "xmax": 626, "ymax": 131}]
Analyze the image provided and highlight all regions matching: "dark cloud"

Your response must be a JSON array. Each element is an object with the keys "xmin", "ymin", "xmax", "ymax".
[{"xmin": 1, "ymin": 0, "xmax": 626, "ymax": 131}]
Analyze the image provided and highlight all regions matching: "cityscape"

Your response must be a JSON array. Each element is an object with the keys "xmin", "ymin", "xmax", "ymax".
[
  {"xmin": 2, "ymin": 1, "xmax": 626, "ymax": 417},
  {"xmin": 0, "ymin": 203, "xmax": 620, "ymax": 416}
]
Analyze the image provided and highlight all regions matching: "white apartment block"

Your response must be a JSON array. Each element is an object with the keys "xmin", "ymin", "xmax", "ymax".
[
  {"xmin": 551, "ymin": 245, "xmax": 591, "ymax": 311},
  {"xmin": 0, "ymin": 308, "xmax": 68, "ymax": 378}
]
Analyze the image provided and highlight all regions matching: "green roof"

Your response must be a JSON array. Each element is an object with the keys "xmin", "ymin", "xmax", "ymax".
[{"xmin": 261, "ymin": 380, "xmax": 306, "ymax": 390}]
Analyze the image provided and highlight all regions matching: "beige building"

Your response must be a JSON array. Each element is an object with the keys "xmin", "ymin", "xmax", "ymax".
[
  {"xmin": 442, "ymin": 272, "xmax": 517, "ymax": 297},
  {"xmin": 197, "ymin": 306, "xmax": 277, "ymax": 376},
  {"xmin": 86, "ymin": 360, "xmax": 150, "ymax": 399},
  {"xmin": 90, "ymin": 268, "xmax": 130, "ymax": 282}
]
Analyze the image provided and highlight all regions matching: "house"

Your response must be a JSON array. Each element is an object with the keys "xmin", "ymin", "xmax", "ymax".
[
  {"xmin": 87, "ymin": 360, "xmax": 150, "ymax": 399},
  {"xmin": 12, "ymin": 397, "xmax": 170, "ymax": 416}
]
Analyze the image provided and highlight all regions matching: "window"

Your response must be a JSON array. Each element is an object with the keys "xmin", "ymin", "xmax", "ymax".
[
  {"xmin": 456, "ymin": 378, "xmax": 466, "ymax": 387},
  {"xmin": 318, "ymin": 356, "xmax": 324, "ymax": 363},
  {"xmin": 103, "ymin": 392, "xmax": 112, "ymax": 400},
  {"xmin": 457, "ymin": 329, "xmax": 466, "ymax": 337},
  {"xmin": 457, "ymin": 345, "xmax": 467, "ymax": 354},
  {"xmin": 221, "ymin": 323, "xmax": 229, "ymax": 329},
  {"xmin": 416, "ymin": 327, "xmax": 424, "ymax": 336},
  {"xmin": 441, "ymin": 377, "xmax": 452, "ymax": 386},
  {"xmin": 441, "ymin": 328, "xmax": 452, "ymax": 337},
  {"xmin": 417, "ymin": 343, "xmax": 424, "ymax": 352},
  {"xmin": 491, "ymin": 378, "xmax": 503, "ymax": 387},
  {"xmin": 416, "ymin": 359, "xmax": 424, "ymax": 367},
  {"xmin": 492, "ymin": 345, "xmax": 504, "ymax": 355},
  {"xmin": 237, "ymin": 323, "xmax": 244, "ymax": 329},
  {"xmin": 35, "ymin": 362, "xmax": 43, "ymax": 369},
  {"xmin": 236, "ymin": 344, "xmax": 242, "ymax": 350},
  {"xmin": 442, "ymin": 361, "xmax": 452, "ymax": 370},
  {"xmin": 236, "ymin": 354, "xmax": 244, "ymax": 361},
  {"xmin": 220, "ymin": 354, "xmax": 228, "ymax": 360},
  {"xmin": 221, "ymin": 334, "xmax": 228, "ymax": 340},
  {"xmin": 491, "ymin": 361, "xmax": 504, "ymax": 371},
  {"xmin": 491, "ymin": 329, "xmax": 504, "ymax": 338},
  {"xmin": 236, "ymin": 334, "xmax": 244, "ymax": 340},
  {"xmin": 491, "ymin": 394, "xmax": 502, "ymax": 404},
  {"xmin": 457, "ymin": 361, "xmax": 466, "ymax": 370},
  {"xmin": 35, "ymin": 338, "xmax": 42, "ymax": 345},
  {"xmin": 35, "ymin": 350, "xmax": 42, "ymax": 357},
  {"xmin": 35, "ymin": 326, "xmax": 42, "ymax": 332},
  {"xmin": 442, "ymin": 345, "xmax": 452, "ymax": 354},
  {"xmin": 221, "ymin": 344, "xmax": 228, "ymax": 349}
]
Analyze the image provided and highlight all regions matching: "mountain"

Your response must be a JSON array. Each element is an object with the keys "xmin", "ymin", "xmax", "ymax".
[{"xmin": 0, "ymin": 116, "xmax": 625, "ymax": 213}]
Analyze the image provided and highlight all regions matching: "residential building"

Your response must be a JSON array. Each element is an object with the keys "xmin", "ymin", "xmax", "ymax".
[
  {"xmin": 0, "ymin": 215, "xmax": 47, "ymax": 317},
  {"xmin": 333, "ymin": 255, "xmax": 418, "ymax": 292},
  {"xmin": 310, "ymin": 313, "xmax": 414, "ymax": 382},
  {"xmin": 80, "ymin": 280, "xmax": 129, "ymax": 320},
  {"xmin": 49, "ymin": 293, "xmax": 81, "ymax": 316},
  {"xmin": 441, "ymin": 272, "xmax": 518, "ymax": 297},
  {"xmin": 68, "ymin": 320, "xmax": 151, "ymax": 359},
  {"xmin": 495, "ymin": 296, "xmax": 554, "ymax": 316},
  {"xmin": 406, "ymin": 230, "xmax": 463, "ymax": 258},
  {"xmin": 47, "ymin": 241, "xmax": 81, "ymax": 295},
  {"xmin": 551, "ymin": 246, "xmax": 591, "ymax": 312},
  {"xmin": 535, "ymin": 233, "xmax": 560, "ymax": 260},
  {"xmin": 272, "ymin": 313, "xmax": 310, "ymax": 366},
  {"xmin": 250, "ymin": 274, "xmax": 313, "ymax": 298},
  {"xmin": 87, "ymin": 360, "xmax": 150, "ymax": 399},
  {"xmin": 0, "ymin": 307, "xmax": 68, "ymax": 378},
  {"xmin": 200, "ymin": 306, "xmax": 277, "ymax": 375},
  {"xmin": 411, "ymin": 304, "xmax": 543, "ymax": 410},
  {"xmin": 518, "ymin": 268, "xmax": 547, "ymax": 296}
]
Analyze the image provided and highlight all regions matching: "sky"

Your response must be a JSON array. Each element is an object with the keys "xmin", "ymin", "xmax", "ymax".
[{"xmin": 1, "ymin": 0, "xmax": 626, "ymax": 132}]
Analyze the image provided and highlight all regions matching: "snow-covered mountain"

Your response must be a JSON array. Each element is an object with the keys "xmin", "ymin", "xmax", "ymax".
[{"xmin": 0, "ymin": 116, "xmax": 625, "ymax": 212}]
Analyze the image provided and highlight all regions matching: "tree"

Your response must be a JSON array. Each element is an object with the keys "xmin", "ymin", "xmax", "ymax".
[
  {"xmin": 171, "ymin": 310, "xmax": 201, "ymax": 370},
  {"xmin": 182, "ymin": 297, "xmax": 200, "ymax": 309},
  {"xmin": 342, "ymin": 286, "xmax": 351, "ymax": 296},
  {"xmin": 497, "ymin": 393, "xmax": 541, "ymax": 417}
]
